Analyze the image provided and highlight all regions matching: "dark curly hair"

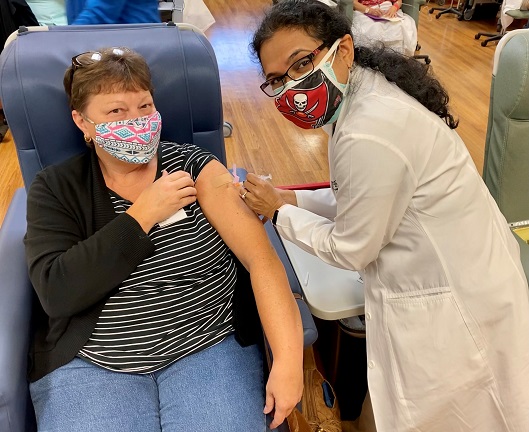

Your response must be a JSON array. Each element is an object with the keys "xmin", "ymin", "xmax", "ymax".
[{"xmin": 251, "ymin": 0, "xmax": 458, "ymax": 129}]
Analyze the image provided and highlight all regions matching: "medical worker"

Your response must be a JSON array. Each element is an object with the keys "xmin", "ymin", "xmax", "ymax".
[{"xmin": 240, "ymin": 0, "xmax": 529, "ymax": 431}]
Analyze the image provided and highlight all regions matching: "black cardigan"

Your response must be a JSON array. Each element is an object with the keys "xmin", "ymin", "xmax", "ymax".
[{"xmin": 24, "ymin": 149, "xmax": 260, "ymax": 382}]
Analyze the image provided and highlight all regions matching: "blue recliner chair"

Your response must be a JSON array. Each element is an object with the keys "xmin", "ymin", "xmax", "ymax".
[{"xmin": 0, "ymin": 22, "xmax": 317, "ymax": 431}]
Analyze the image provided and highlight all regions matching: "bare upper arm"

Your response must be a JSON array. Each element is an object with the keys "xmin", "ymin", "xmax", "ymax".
[{"xmin": 195, "ymin": 160, "xmax": 276, "ymax": 270}]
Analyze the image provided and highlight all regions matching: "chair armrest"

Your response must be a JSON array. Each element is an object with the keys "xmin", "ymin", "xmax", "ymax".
[
  {"xmin": 0, "ymin": 188, "xmax": 36, "ymax": 432},
  {"xmin": 296, "ymin": 299, "xmax": 318, "ymax": 346},
  {"xmin": 402, "ymin": 0, "xmax": 422, "ymax": 25},
  {"xmin": 265, "ymin": 221, "xmax": 318, "ymax": 347}
]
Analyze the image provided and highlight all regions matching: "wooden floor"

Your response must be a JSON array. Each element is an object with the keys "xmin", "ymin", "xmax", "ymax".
[{"xmin": 0, "ymin": 0, "xmax": 507, "ymax": 228}]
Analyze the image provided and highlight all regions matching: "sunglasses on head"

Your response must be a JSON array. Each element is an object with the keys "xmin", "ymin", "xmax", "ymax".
[{"xmin": 68, "ymin": 47, "xmax": 131, "ymax": 95}]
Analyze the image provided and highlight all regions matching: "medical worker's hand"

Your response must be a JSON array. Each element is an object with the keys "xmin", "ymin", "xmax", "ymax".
[
  {"xmin": 265, "ymin": 358, "xmax": 304, "ymax": 429},
  {"xmin": 239, "ymin": 173, "xmax": 286, "ymax": 220}
]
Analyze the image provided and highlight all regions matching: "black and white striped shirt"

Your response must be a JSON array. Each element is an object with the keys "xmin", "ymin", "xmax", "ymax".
[{"xmin": 78, "ymin": 142, "xmax": 236, "ymax": 373}]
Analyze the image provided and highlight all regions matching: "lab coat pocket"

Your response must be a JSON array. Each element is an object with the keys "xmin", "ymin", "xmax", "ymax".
[{"xmin": 384, "ymin": 287, "xmax": 491, "ymax": 401}]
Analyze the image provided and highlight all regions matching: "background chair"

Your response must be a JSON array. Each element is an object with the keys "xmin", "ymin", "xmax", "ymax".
[
  {"xmin": 475, "ymin": 8, "xmax": 529, "ymax": 46},
  {"xmin": 428, "ymin": 0, "xmax": 464, "ymax": 19},
  {"xmin": 481, "ymin": 29, "xmax": 529, "ymax": 275},
  {"xmin": 0, "ymin": 22, "xmax": 317, "ymax": 432},
  {"xmin": 402, "ymin": 0, "xmax": 431, "ymax": 63},
  {"xmin": 482, "ymin": 28, "xmax": 529, "ymax": 224}
]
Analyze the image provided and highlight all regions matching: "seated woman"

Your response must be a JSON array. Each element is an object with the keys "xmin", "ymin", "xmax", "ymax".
[
  {"xmin": 352, "ymin": 0, "xmax": 417, "ymax": 55},
  {"xmin": 24, "ymin": 47, "xmax": 303, "ymax": 432}
]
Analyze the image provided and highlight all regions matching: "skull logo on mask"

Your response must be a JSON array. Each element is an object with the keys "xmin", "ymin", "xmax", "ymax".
[{"xmin": 293, "ymin": 93, "xmax": 308, "ymax": 112}]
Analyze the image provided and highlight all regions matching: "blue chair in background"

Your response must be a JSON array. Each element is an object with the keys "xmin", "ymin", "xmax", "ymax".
[{"xmin": 0, "ymin": 22, "xmax": 317, "ymax": 431}]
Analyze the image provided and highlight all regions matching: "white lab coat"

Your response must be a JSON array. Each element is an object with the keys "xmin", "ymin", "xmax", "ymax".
[{"xmin": 275, "ymin": 67, "xmax": 529, "ymax": 431}]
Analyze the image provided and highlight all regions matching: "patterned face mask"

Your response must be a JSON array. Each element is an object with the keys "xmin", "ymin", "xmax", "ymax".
[{"xmin": 84, "ymin": 111, "xmax": 162, "ymax": 164}]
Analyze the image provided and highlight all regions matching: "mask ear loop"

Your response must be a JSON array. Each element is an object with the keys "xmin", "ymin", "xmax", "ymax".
[
  {"xmin": 329, "ymin": 45, "xmax": 339, "ymax": 67},
  {"xmin": 323, "ymin": 41, "xmax": 350, "ymax": 92}
]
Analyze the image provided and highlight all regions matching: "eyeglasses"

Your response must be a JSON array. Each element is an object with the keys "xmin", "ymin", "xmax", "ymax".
[
  {"xmin": 260, "ymin": 42, "xmax": 328, "ymax": 97},
  {"xmin": 68, "ymin": 47, "xmax": 130, "ymax": 95}
]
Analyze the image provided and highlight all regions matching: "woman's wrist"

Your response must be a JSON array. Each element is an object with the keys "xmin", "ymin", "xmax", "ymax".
[
  {"xmin": 278, "ymin": 189, "xmax": 297, "ymax": 207},
  {"xmin": 126, "ymin": 204, "xmax": 155, "ymax": 234},
  {"xmin": 393, "ymin": 2, "xmax": 400, "ymax": 9},
  {"xmin": 271, "ymin": 200, "xmax": 290, "ymax": 224},
  {"xmin": 269, "ymin": 201, "xmax": 284, "ymax": 222},
  {"xmin": 364, "ymin": 6, "xmax": 370, "ymax": 13}
]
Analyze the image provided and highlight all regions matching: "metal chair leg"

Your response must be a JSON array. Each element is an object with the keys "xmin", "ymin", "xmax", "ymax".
[
  {"xmin": 475, "ymin": 31, "xmax": 504, "ymax": 47},
  {"xmin": 429, "ymin": 0, "xmax": 463, "ymax": 19},
  {"xmin": 414, "ymin": 54, "xmax": 431, "ymax": 64}
]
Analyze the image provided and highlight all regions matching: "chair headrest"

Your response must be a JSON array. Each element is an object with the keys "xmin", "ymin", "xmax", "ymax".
[{"xmin": 492, "ymin": 29, "xmax": 529, "ymax": 121}]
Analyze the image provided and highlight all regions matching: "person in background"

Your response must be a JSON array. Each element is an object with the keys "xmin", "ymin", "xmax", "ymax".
[
  {"xmin": 25, "ymin": 47, "xmax": 303, "ymax": 432},
  {"xmin": 350, "ymin": 0, "xmax": 417, "ymax": 55},
  {"xmin": 66, "ymin": 0, "xmax": 160, "ymax": 24},
  {"xmin": 241, "ymin": 1, "xmax": 529, "ymax": 430},
  {"xmin": 353, "ymin": 0, "xmax": 400, "ymax": 17},
  {"xmin": 26, "ymin": 0, "xmax": 67, "ymax": 25}
]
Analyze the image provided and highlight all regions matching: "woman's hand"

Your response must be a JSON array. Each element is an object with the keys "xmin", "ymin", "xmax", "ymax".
[
  {"xmin": 265, "ymin": 358, "xmax": 304, "ymax": 429},
  {"xmin": 240, "ymin": 173, "xmax": 286, "ymax": 220},
  {"xmin": 127, "ymin": 170, "xmax": 197, "ymax": 232},
  {"xmin": 367, "ymin": 7, "xmax": 383, "ymax": 16},
  {"xmin": 384, "ymin": 5, "xmax": 398, "ymax": 17}
]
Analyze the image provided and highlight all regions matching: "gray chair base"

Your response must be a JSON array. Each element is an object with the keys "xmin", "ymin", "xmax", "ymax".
[
  {"xmin": 429, "ymin": 0, "xmax": 464, "ymax": 19},
  {"xmin": 475, "ymin": 31, "xmax": 503, "ymax": 46},
  {"xmin": 414, "ymin": 54, "xmax": 431, "ymax": 63},
  {"xmin": 414, "ymin": 43, "xmax": 431, "ymax": 64},
  {"xmin": 429, "ymin": 6, "xmax": 463, "ymax": 18},
  {"xmin": 476, "ymin": 10, "xmax": 529, "ymax": 46}
]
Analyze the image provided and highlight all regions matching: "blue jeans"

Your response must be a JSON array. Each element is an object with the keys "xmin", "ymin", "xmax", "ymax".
[{"xmin": 30, "ymin": 335, "xmax": 270, "ymax": 432}]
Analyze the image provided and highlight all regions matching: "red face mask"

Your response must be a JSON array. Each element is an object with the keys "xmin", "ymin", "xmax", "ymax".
[
  {"xmin": 274, "ymin": 40, "xmax": 347, "ymax": 129},
  {"xmin": 275, "ymin": 77, "xmax": 343, "ymax": 129}
]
